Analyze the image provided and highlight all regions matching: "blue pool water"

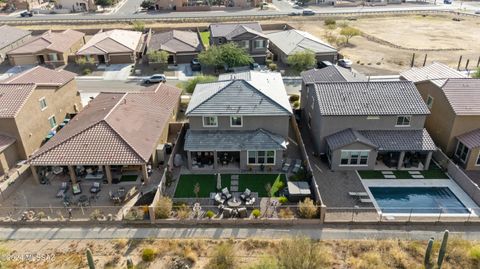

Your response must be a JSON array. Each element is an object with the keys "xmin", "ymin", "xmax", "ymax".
[{"xmin": 369, "ymin": 187, "xmax": 469, "ymax": 214}]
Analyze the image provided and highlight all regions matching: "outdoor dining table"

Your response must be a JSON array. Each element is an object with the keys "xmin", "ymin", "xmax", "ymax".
[
  {"xmin": 78, "ymin": 195, "xmax": 89, "ymax": 207},
  {"xmin": 227, "ymin": 196, "xmax": 242, "ymax": 207}
]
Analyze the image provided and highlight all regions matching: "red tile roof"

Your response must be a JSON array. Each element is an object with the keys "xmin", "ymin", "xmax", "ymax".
[
  {"xmin": 8, "ymin": 29, "xmax": 84, "ymax": 54},
  {"xmin": 0, "ymin": 83, "xmax": 36, "ymax": 118},
  {"xmin": 29, "ymin": 83, "xmax": 181, "ymax": 165},
  {"xmin": 5, "ymin": 66, "xmax": 76, "ymax": 86},
  {"xmin": 441, "ymin": 78, "xmax": 480, "ymax": 115}
]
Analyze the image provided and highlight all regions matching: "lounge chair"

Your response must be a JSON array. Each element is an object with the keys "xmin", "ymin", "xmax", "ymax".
[
  {"xmin": 282, "ymin": 158, "xmax": 292, "ymax": 173},
  {"xmin": 90, "ymin": 182, "xmax": 101, "ymax": 193},
  {"xmin": 360, "ymin": 198, "xmax": 373, "ymax": 203},
  {"xmin": 237, "ymin": 207, "xmax": 248, "ymax": 218},
  {"xmin": 245, "ymin": 197, "xmax": 256, "ymax": 207},
  {"xmin": 223, "ymin": 207, "xmax": 233, "ymax": 218},
  {"xmin": 292, "ymin": 159, "xmax": 302, "ymax": 173},
  {"xmin": 348, "ymin": 192, "xmax": 368, "ymax": 197},
  {"xmin": 240, "ymin": 188, "xmax": 251, "ymax": 201},
  {"xmin": 214, "ymin": 193, "xmax": 225, "ymax": 205},
  {"xmin": 72, "ymin": 183, "xmax": 82, "ymax": 195},
  {"xmin": 221, "ymin": 187, "xmax": 232, "ymax": 200},
  {"xmin": 56, "ymin": 182, "xmax": 69, "ymax": 198}
]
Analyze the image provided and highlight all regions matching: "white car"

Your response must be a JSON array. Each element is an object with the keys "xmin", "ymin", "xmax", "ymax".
[
  {"xmin": 338, "ymin": 59, "xmax": 353, "ymax": 68},
  {"xmin": 475, "ymin": 10, "xmax": 480, "ymax": 14},
  {"xmin": 143, "ymin": 74, "xmax": 166, "ymax": 84}
]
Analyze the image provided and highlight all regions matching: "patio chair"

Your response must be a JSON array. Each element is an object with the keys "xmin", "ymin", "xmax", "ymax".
[
  {"xmin": 240, "ymin": 188, "xmax": 252, "ymax": 201},
  {"xmin": 360, "ymin": 198, "xmax": 373, "ymax": 203},
  {"xmin": 237, "ymin": 207, "xmax": 248, "ymax": 218},
  {"xmin": 223, "ymin": 207, "xmax": 233, "ymax": 218},
  {"xmin": 282, "ymin": 158, "xmax": 292, "ymax": 173},
  {"xmin": 72, "ymin": 183, "xmax": 82, "ymax": 195},
  {"xmin": 56, "ymin": 182, "xmax": 69, "ymax": 198},
  {"xmin": 214, "ymin": 193, "xmax": 225, "ymax": 205},
  {"xmin": 245, "ymin": 197, "xmax": 256, "ymax": 207},
  {"xmin": 221, "ymin": 187, "xmax": 232, "ymax": 200},
  {"xmin": 90, "ymin": 182, "xmax": 101, "ymax": 194},
  {"xmin": 292, "ymin": 159, "xmax": 302, "ymax": 173}
]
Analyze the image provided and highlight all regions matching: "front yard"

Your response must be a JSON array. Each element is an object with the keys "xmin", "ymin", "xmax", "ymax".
[
  {"xmin": 173, "ymin": 173, "xmax": 287, "ymax": 198},
  {"xmin": 357, "ymin": 164, "xmax": 449, "ymax": 180}
]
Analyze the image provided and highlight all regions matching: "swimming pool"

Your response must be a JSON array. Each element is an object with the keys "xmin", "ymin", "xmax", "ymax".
[{"xmin": 369, "ymin": 187, "xmax": 469, "ymax": 214}]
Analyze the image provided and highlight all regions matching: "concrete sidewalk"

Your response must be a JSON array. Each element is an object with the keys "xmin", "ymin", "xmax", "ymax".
[{"xmin": 1, "ymin": 227, "xmax": 480, "ymax": 240}]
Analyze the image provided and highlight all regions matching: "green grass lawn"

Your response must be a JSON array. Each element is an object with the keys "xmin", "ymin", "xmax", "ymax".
[
  {"xmin": 199, "ymin": 31, "xmax": 210, "ymax": 49},
  {"xmin": 173, "ymin": 174, "xmax": 287, "ymax": 198},
  {"xmin": 358, "ymin": 164, "xmax": 449, "ymax": 180}
]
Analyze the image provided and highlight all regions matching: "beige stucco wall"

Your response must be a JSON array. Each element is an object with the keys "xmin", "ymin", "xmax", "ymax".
[
  {"xmin": 155, "ymin": 0, "xmax": 184, "ymax": 9},
  {"xmin": 0, "ymin": 143, "xmax": 20, "ymax": 175},
  {"xmin": 464, "ymin": 147, "xmax": 480, "ymax": 171}
]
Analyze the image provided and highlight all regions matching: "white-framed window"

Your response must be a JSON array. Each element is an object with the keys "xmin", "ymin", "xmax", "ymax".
[
  {"xmin": 202, "ymin": 116, "xmax": 218, "ymax": 127},
  {"xmin": 455, "ymin": 141, "xmax": 469, "ymax": 163},
  {"xmin": 239, "ymin": 40, "xmax": 249, "ymax": 49},
  {"xmin": 39, "ymin": 97, "xmax": 47, "ymax": 111},
  {"xmin": 367, "ymin": 116, "xmax": 380, "ymax": 120},
  {"xmin": 254, "ymin": 39, "xmax": 265, "ymax": 49},
  {"xmin": 247, "ymin": 150, "xmax": 275, "ymax": 165},
  {"xmin": 48, "ymin": 53, "xmax": 58, "ymax": 61},
  {"xmin": 476, "ymin": 152, "xmax": 480, "ymax": 166},
  {"xmin": 230, "ymin": 116, "xmax": 242, "ymax": 127},
  {"xmin": 426, "ymin": 95, "xmax": 434, "ymax": 109},
  {"xmin": 48, "ymin": 115, "xmax": 57, "ymax": 129},
  {"xmin": 340, "ymin": 150, "xmax": 369, "ymax": 166},
  {"xmin": 396, "ymin": 115, "xmax": 411, "ymax": 127}
]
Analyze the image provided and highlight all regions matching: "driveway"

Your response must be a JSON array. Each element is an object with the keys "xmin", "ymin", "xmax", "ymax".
[
  {"xmin": 0, "ymin": 65, "xmax": 34, "ymax": 81},
  {"xmin": 102, "ymin": 64, "xmax": 133, "ymax": 80}
]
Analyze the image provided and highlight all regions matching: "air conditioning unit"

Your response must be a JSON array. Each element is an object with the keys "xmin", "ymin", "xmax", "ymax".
[{"xmin": 156, "ymin": 144, "xmax": 166, "ymax": 164}]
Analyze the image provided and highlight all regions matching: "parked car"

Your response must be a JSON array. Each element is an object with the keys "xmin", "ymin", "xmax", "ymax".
[
  {"xmin": 302, "ymin": 9, "xmax": 315, "ymax": 15},
  {"xmin": 143, "ymin": 74, "xmax": 166, "ymax": 84},
  {"xmin": 20, "ymin": 11, "xmax": 33, "ymax": 17},
  {"xmin": 443, "ymin": 0, "xmax": 452, "ymax": 4},
  {"xmin": 338, "ymin": 59, "xmax": 353, "ymax": 68},
  {"xmin": 475, "ymin": 10, "xmax": 480, "ymax": 14},
  {"xmin": 292, "ymin": 4, "xmax": 302, "ymax": 9},
  {"xmin": 250, "ymin": 62, "xmax": 260, "ymax": 70},
  {"xmin": 289, "ymin": 11, "xmax": 302, "ymax": 16},
  {"xmin": 317, "ymin": 60, "xmax": 333, "ymax": 69},
  {"xmin": 190, "ymin": 58, "xmax": 201, "ymax": 71}
]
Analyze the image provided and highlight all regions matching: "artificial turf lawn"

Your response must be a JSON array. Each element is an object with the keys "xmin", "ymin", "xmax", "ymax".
[
  {"xmin": 199, "ymin": 31, "xmax": 210, "ymax": 48},
  {"xmin": 358, "ymin": 164, "xmax": 449, "ymax": 179},
  {"xmin": 120, "ymin": 175, "xmax": 139, "ymax": 182},
  {"xmin": 173, "ymin": 174, "xmax": 287, "ymax": 198}
]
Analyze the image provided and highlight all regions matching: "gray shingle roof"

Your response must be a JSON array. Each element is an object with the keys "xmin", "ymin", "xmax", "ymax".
[
  {"xmin": 358, "ymin": 129, "xmax": 436, "ymax": 151},
  {"xmin": 210, "ymin": 23, "xmax": 263, "ymax": 38},
  {"xmin": 457, "ymin": 129, "xmax": 480, "ymax": 149},
  {"xmin": 440, "ymin": 78, "xmax": 480, "ymax": 115},
  {"xmin": 184, "ymin": 129, "xmax": 287, "ymax": 151},
  {"xmin": 312, "ymin": 81, "xmax": 430, "ymax": 115},
  {"xmin": 301, "ymin": 66, "xmax": 367, "ymax": 84},
  {"xmin": 326, "ymin": 128, "xmax": 377, "ymax": 150},
  {"xmin": 266, "ymin": 30, "xmax": 337, "ymax": 56},
  {"xmin": 400, "ymin": 62, "xmax": 466, "ymax": 84},
  {"xmin": 0, "ymin": 25, "xmax": 31, "ymax": 50},
  {"xmin": 186, "ymin": 79, "xmax": 292, "ymax": 116}
]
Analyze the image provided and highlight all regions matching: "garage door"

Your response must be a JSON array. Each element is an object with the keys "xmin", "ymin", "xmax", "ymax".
[
  {"xmin": 109, "ymin": 54, "xmax": 134, "ymax": 64},
  {"xmin": 176, "ymin": 54, "xmax": 197, "ymax": 64},
  {"xmin": 10, "ymin": 55, "xmax": 36, "ymax": 66}
]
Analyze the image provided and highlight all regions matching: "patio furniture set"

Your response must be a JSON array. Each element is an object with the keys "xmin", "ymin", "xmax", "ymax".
[
  {"xmin": 282, "ymin": 159, "xmax": 303, "ymax": 174},
  {"xmin": 58, "ymin": 181, "xmax": 103, "ymax": 207},
  {"xmin": 109, "ymin": 187, "xmax": 127, "ymax": 205},
  {"xmin": 348, "ymin": 192, "xmax": 372, "ymax": 203},
  {"xmin": 213, "ymin": 187, "xmax": 257, "ymax": 218}
]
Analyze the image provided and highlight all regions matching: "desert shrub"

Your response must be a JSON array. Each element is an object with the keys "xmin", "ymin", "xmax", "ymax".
[
  {"xmin": 36, "ymin": 211, "xmax": 46, "ymax": 220},
  {"xmin": 124, "ymin": 208, "xmax": 144, "ymax": 221},
  {"xmin": 268, "ymin": 63, "xmax": 277, "ymax": 71},
  {"xmin": 147, "ymin": 50, "xmax": 169, "ymax": 64},
  {"xmin": 155, "ymin": 196, "xmax": 173, "ymax": 219},
  {"xmin": 206, "ymin": 210, "xmax": 215, "ymax": 219},
  {"xmin": 206, "ymin": 243, "xmax": 236, "ymax": 269},
  {"xmin": 113, "ymin": 239, "xmax": 128, "ymax": 249},
  {"xmin": 278, "ymin": 196, "xmax": 288, "ymax": 204},
  {"xmin": 83, "ymin": 68, "xmax": 92, "ymax": 75},
  {"xmin": 298, "ymin": 198, "xmax": 317, "ymax": 219},
  {"xmin": 252, "ymin": 209, "xmax": 261, "ymax": 218},
  {"xmin": 287, "ymin": 50, "xmax": 316, "ymax": 72},
  {"xmin": 278, "ymin": 208, "xmax": 294, "ymax": 219},
  {"xmin": 292, "ymin": 100, "xmax": 300, "ymax": 109},
  {"xmin": 247, "ymin": 255, "xmax": 278, "ymax": 269},
  {"xmin": 470, "ymin": 245, "xmax": 480, "ymax": 262},
  {"xmin": 90, "ymin": 209, "xmax": 103, "ymax": 220},
  {"xmin": 142, "ymin": 248, "xmax": 155, "ymax": 262},
  {"xmin": 324, "ymin": 18, "xmax": 336, "ymax": 26},
  {"xmin": 276, "ymin": 237, "xmax": 332, "ymax": 269},
  {"xmin": 132, "ymin": 21, "xmax": 145, "ymax": 32},
  {"xmin": 289, "ymin": 94, "xmax": 299, "ymax": 102},
  {"xmin": 266, "ymin": 59, "xmax": 273, "ymax": 66},
  {"xmin": 176, "ymin": 204, "xmax": 190, "ymax": 220},
  {"xmin": 182, "ymin": 247, "xmax": 198, "ymax": 264}
]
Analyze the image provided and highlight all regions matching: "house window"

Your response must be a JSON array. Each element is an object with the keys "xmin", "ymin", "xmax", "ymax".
[
  {"xmin": 230, "ymin": 116, "xmax": 242, "ymax": 127},
  {"xmin": 254, "ymin": 40, "xmax": 265, "ymax": 49},
  {"xmin": 247, "ymin": 150, "xmax": 275, "ymax": 165},
  {"xmin": 203, "ymin": 116, "xmax": 218, "ymax": 127},
  {"xmin": 48, "ymin": 115, "xmax": 57, "ymax": 129},
  {"xmin": 455, "ymin": 141, "xmax": 469, "ymax": 163},
  {"xmin": 49, "ymin": 53, "xmax": 58, "ymax": 61},
  {"xmin": 426, "ymin": 95, "xmax": 434, "ymax": 109},
  {"xmin": 39, "ymin": 97, "xmax": 47, "ymax": 110},
  {"xmin": 476, "ymin": 153, "xmax": 480, "ymax": 166},
  {"xmin": 340, "ymin": 150, "xmax": 369, "ymax": 166},
  {"xmin": 396, "ymin": 115, "xmax": 411, "ymax": 127},
  {"xmin": 239, "ymin": 40, "xmax": 249, "ymax": 49}
]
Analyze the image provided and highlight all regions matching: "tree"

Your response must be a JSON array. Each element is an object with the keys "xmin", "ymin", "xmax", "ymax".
[
  {"xmin": 340, "ymin": 26, "xmax": 361, "ymax": 45},
  {"xmin": 147, "ymin": 50, "xmax": 169, "ymax": 64},
  {"xmin": 140, "ymin": 0, "xmax": 154, "ymax": 9},
  {"xmin": 179, "ymin": 75, "xmax": 217, "ymax": 94},
  {"xmin": 95, "ymin": 0, "xmax": 113, "ymax": 7},
  {"xmin": 198, "ymin": 43, "xmax": 253, "ymax": 69},
  {"xmin": 287, "ymin": 50, "xmax": 316, "ymax": 72},
  {"xmin": 473, "ymin": 67, "xmax": 480, "ymax": 78}
]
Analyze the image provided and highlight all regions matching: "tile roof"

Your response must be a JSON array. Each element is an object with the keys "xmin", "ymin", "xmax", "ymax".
[
  {"xmin": 209, "ymin": 22, "xmax": 263, "ymax": 38},
  {"xmin": 457, "ymin": 129, "xmax": 480, "ymax": 149},
  {"xmin": 266, "ymin": 30, "xmax": 337, "ymax": 56},
  {"xmin": 301, "ymin": 66, "xmax": 367, "ymax": 83},
  {"xmin": 400, "ymin": 62, "xmax": 466, "ymax": 84},
  {"xmin": 148, "ymin": 30, "xmax": 202, "ymax": 54},
  {"xmin": 77, "ymin": 29, "xmax": 142, "ymax": 55},
  {"xmin": 0, "ymin": 25, "xmax": 31, "ymax": 50},
  {"xmin": 4, "ymin": 66, "xmax": 76, "ymax": 86},
  {"xmin": 326, "ymin": 128, "xmax": 377, "ymax": 150},
  {"xmin": 440, "ymin": 78, "xmax": 480, "ymax": 115},
  {"xmin": 186, "ymin": 76, "xmax": 292, "ymax": 116},
  {"xmin": 29, "ymin": 83, "xmax": 181, "ymax": 165},
  {"xmin": 8, "ymin": 29, "xmax": 85, "ymax": 54},
  {"xmin": 358, "ymin": 129, "xmax": 436, "ymax": 151},
  {"xmin": 184, "ymin": 129, "xmax": 287, "ymax": 151},
  {"xmin": 312, "ymin": 81, "xmax": 430, "ymax": 115},
  {"xmin": 0, "ymin": 133, "xmax": 16, "ymax": 153},
  {"xmin": 0, "ymin": 83, "xmax": 36, "ymax": 118}
]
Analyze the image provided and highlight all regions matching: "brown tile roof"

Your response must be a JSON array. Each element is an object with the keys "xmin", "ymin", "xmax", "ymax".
[
  {"xmin": 4, "ymin": 66, "xmax": 76, "ymax": 86},
  {"xmin": 29, "ymin": 83, "xmax": 181, "ymax": 165},
  {"xmin": 440, "ymin": 78, "xmax": 480, "ymax": 115},
  {"xmin": 0, "ymin": 25, "xmax": 31, "ymax": 50},
  {"xmin": 457, "ymin": 129, "xmax": 480, "ymax": 149},
  {"xmin": 148, "ymin": 30, "xmax": 202, "ymax": 54},
  {"xmin": 77, "ymin": 29, "xmax": 142, "ymax": 55},
  {"xmin": 0, "ymin": 83, "xmax": 36, "ymax": 118},
  {"xmin": 8, "ymin": 29, "xmax": 85, "ymax": 54},
  {"xmin": 0, "ymin": 133, "xmax": 16, "ymax": 153}
]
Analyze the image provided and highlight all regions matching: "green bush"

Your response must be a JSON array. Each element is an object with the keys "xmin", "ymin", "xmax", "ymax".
[
  {"xmin": 142, "ymin": 248, "xmax": 155, "ymax": 262},
  {"xmin": 293, "ymin": 100, "xmax": 300, "ymax": 109},
  {"xmin": 83, "ymin": 68, "xmax": 92, "ymax": 75},
  {"xmin": 132, "ymin": 21, "xmax": 145, "ymax": 32},
  {"xmin": 206, "ymin": 210, "xmax": 215, "ymax": 219},
  {"xmin": 252, "ymin": 209, "xmax": 261, "ymax": 218},
  {"xmin": 324, "ymin": 18, "xmax": 336, "ymax": 26},
  {"xmin": 289, "ymin": 94, "xmax": 299, "ymax": 102},
  {"xmin": 278, "ymin": 196, "xmax": 288, "ymax": 204},
  {"xmin": 180, "ymin": 75, "xmax": 217, "ymax": 94},
  {"xmin": 287, "ymin": 50, "xmax": 316, "ymax": 72},
  {"xmin": 266, "ymin": 59, "xmax": 273, "ymax": 66},
  {"xmin": 298, "ymin": 198, "xmax": 317, "ymax": 219},
  {"xmin": 206, "ymin": 243, "xmax": 236, "ymax": 269},
  {"xmin": 470, "ymin": 245, "xmax": 480, "ymax": 262},
  {"xmin": 268, "ymin": 63, "xmax": 277, "ymax": 71},
  {"xmin": 147, "ymin": 50, "xmax": 169, "ymax": 64},
  {"xmin": 155, "ymin": 196, "xmax": 172, "ymax": 219},
  {"xmin": 247, "ymin": 255, "xmax": 278, "ymax": 269}
]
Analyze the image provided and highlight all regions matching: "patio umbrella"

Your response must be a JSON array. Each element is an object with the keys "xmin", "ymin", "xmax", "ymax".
[{"xmin": 217, "ymin": 173, "xmax": 222, "ymax": 191}]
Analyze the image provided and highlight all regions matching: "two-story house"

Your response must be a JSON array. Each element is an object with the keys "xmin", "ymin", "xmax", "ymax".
[
  {"xmin": 0, "ymin": 66, "xmax": 81, "ymax": 176},
  {"xmin": 302, "ymin": 80, "xmax": 436, "ymax": 171},
  {"xmin": 0, "ymin": 25, "xmax": 31, "ymax": 63},
  {"xmin": 401, "ymin": 62, "xmax": 480, "ymax": 171},
  {"xmin": 209, "ymin": 23, "xmax": 269, "ymax": 64},
  {"xmin": 184, "ymin": 70, "xmax": 292, "ymax": 171}
]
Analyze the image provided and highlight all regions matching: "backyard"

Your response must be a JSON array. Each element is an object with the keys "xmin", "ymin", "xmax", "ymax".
[
  {"xmin": 357, "ymin": 164, "xmax": 450, "ymax": 180},
  {"xmin": 199, "ymin": 31, "xmax": 210, "ymax": 49},
  {"xmin": 173, "ymin": 173, "xmax": 287, "ymax": 198}
]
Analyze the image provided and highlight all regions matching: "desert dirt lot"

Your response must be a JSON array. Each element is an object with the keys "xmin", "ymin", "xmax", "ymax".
[{"xmin": 0, "ymin": 237, "xmax": 479, "ymax": 268}]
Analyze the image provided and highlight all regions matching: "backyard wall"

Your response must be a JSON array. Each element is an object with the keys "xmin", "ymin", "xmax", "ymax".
[{"xmin": 0, "ymin": 165, "xmax": 31, "ymax": 202}]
